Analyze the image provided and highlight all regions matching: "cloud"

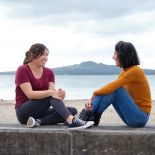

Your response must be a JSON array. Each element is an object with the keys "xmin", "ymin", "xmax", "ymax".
[
  {"xmin": 1, "ymin": 0, "xmax": 155, "ymax": 37},
  {"xmin": 0, "ymin": 0, "xmax": 155, "ymax": 71},
  {"xmin": 1, "ymin": 0, "xmax": 155, "ymax": 21}
]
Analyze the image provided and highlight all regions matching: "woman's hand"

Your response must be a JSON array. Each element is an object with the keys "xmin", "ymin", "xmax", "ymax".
[
  {"xmin": 52, "ymin": 88, "xmax": 66, "ymax": 101},
  {"xmin": 85, "ymin": 100, "xmax": 92, "ymax": 110},
  {"xmin": 57, "ymin": 88, "xmax": 66, "ymax": 100},
  {"xmin": 85, "ymin": 94, "xmax": 96, "ymax": 110},
  {"xmin": 52, "ymin": 89, "xmax": 64, "ymax": 101}
]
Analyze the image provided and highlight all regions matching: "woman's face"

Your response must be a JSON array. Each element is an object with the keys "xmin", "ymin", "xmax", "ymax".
[
  {"xmin": 32, "ymin": 49, "xmax": 49, "ymax": 67},
  {"xmin": 112, "ymin": 51, "xmax": 121, "ymax": 67}
]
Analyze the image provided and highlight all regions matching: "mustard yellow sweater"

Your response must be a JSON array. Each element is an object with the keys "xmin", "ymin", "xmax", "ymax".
[{"xmin": 93, "ymin": 66, "xmax": 152, "ymax": 113}]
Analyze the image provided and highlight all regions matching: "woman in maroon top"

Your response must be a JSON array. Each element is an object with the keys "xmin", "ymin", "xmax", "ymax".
[{"xmin": 15, "ymin": 43, "xmax": 94, "ymax": 130}]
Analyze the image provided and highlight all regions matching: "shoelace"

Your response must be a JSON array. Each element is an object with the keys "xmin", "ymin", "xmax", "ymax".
[{"xmin": 73, "ymin": 116, "xmax": 86, "ymax": 125}]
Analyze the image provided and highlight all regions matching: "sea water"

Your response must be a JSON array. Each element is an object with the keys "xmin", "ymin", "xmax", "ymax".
[{"xmin": 0, "ymin": 75, "xmax": 155, "ymax": 100}]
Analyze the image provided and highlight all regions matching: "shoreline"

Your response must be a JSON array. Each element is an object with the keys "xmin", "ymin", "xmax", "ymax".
[
  {"xmin": 1, "ymin": 99, "xmax": 154, "ymax": 103},
  {"xmin": 0, "ymin": 99, "xmax": 154, "ymax": 125}
]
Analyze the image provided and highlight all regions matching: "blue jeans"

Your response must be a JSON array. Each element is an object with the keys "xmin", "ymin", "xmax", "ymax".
[{"xmin": 91, "ymin": 87, "xmax": 149, "ymax": 127}]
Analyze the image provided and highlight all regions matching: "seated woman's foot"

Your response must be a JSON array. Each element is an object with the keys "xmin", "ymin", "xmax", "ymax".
[
  {"xmin": 78, "ymin": 109, "xmax": 92, "ymax": 121},
  {"xmin": 68, "ymin": 116, "xmax": 94, "ymax": 130},
  {"xmin": 91, "ymin": 112, "xmax": 102, "ymax": 126},
  {"xmin": 78, "ymin": 109, "xmax": 102, "ymax": 126},
  {"xmin": 27, "ymin": 117, "xmax": 41, "ymax": 128}
]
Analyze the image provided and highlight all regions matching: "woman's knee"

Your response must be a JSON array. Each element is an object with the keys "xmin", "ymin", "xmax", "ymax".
[
  {"xmin": 93, "ymin": 94, "xmax": 111, "ymax": 103},
  {"xmin": 67, "ymin": 107, "xmax": 77, "ymax": 116}
]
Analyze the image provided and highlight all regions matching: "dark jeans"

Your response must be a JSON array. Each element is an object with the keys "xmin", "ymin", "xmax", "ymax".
[{"xmin": 16, "ymin": 97, "xmax": 77, "ymax": 125}]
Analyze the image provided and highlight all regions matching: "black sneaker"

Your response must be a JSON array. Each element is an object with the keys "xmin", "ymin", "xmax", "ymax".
[
  {"xmin": 27, "ymin": 117, "xmax": 41, "ymax": 128},
  {"xmin": 79, "ymin": 109, "xmax": 102, "ymax": 126},
  {"xmin": 90, "ymin": 112, "xmax": 102, "ymax": 126},
  {"xmin": 78, "ymin": 109, "xmax": 92, "ymax": 121},
  {"xmin": 68, "ymin": 116, "xmax": 94, "ymax": 130}
]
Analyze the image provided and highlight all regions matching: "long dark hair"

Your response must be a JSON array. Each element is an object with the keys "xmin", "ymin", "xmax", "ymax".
[
  {"xmin": 115, "ymin": 41, "xmax": 140, "ymax": 69},
  {"xmin": 23, "ymin": 43, "xmax": 48, "ymax": 64}
]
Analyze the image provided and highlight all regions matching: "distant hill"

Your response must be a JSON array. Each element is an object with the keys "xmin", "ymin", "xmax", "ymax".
[
  {"xmin": 0, "ymin": 71, "xmax": 15, "ymax": 75},
  {"xmin": 0, "ymin": 61, "xmax": 155, "ymax": 75},
  {"xmin": 53, "ymin": 61, "xmax": 155, "ymax": 75},
  {"xmin": 53, "ymin": 61, "xmax": 121, "ymax": 75}
]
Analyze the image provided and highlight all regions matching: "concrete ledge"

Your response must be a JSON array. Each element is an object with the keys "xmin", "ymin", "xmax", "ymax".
[{"xmin": 0, "ymin": 124, "xmax": 155, "ymax": 155}]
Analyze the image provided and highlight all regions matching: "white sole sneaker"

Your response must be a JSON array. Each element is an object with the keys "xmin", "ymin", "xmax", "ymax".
[
  {"xmin": 27, "ymin": 117, "xmax": 36, "ymax": 128},
  {"xmin": 68, "ymin": 121, "xmax": 94, "ymax": 130}
]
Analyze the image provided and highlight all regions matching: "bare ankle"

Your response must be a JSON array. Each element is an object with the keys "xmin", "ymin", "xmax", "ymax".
[{"xmin": 66, "ymin": 115, "xmax": 74, "ymax": 124}]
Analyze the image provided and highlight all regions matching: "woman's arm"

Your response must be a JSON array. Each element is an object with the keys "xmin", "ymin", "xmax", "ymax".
[
  {"xmin": 20, "ymin": 82, "xmax": 57, "ymax": 99},
  {"xmin": 93, "ymin": 66, "xmax": 140, "ymax": 95}
]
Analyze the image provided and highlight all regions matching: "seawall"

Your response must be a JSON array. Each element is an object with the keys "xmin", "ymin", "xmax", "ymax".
[{"xmin": 0, "ymin": 124, "xmax": 155, "ymax": 155}]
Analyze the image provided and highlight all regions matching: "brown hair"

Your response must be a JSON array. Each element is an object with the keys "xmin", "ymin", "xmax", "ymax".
[{"xmin": 23, "ymin": 43, "xmax": 48, "ymax": 64}]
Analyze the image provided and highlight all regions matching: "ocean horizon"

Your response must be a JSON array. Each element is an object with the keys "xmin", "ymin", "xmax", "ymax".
[{"xmin": 0, "ymin": 74, "xmax": 155, "ymax": 100}]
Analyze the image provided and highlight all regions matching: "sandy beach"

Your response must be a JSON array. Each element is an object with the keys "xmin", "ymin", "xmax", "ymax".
[{"xmin": 0, "ymin": 99, "xmax": 154, "ymax": 125}]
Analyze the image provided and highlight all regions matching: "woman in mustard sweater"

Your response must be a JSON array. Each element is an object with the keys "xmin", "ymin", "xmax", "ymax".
[{"xmin": 79, "ymin": 41, "xmax": 152, "ymax": 127}]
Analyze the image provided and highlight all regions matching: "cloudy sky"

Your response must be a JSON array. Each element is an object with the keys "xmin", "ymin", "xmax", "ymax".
[{"xmin": 0, "ymin": 0, "xmax": 155, "ymax": 72}]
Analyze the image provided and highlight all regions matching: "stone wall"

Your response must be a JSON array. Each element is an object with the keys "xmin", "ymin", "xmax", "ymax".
[{"xmin": 0, "ymin": 124, "xmax": 155, "ymax": 155}]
